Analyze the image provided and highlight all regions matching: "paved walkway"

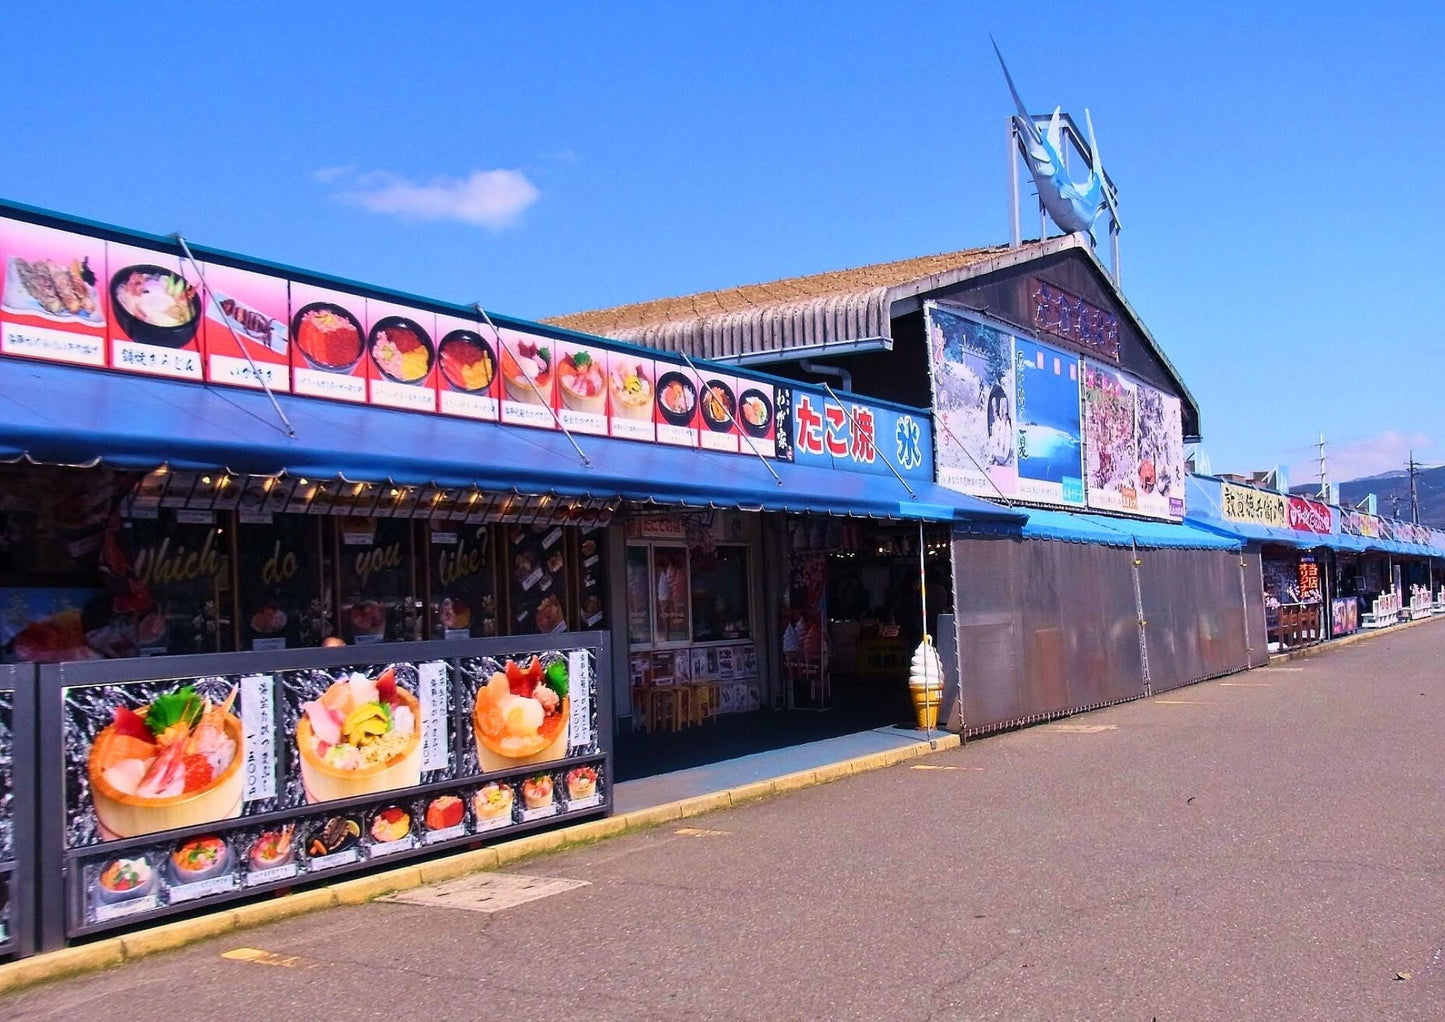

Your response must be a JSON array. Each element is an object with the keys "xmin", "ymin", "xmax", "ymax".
[{"xmin": 6, "ymin": 621, "xmax": 1443, "ymax": 1021}]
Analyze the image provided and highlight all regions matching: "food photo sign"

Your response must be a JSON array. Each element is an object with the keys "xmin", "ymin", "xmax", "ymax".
[{"xmin": 39, "ymin": 636, "xmax": 610, "ymax": 936}]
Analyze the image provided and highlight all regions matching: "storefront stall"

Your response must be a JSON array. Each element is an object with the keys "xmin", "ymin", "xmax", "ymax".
[{"xmin": 0, "ymin": 196, "xmax": 1023, "ymax": 955}]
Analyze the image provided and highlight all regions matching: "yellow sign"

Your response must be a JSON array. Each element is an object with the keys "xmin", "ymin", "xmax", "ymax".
[{"xmin": 1221, "ymin": 483, "xmax": 1287, "ymax": 528}]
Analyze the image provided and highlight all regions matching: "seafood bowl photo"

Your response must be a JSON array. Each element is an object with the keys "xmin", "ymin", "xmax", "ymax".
[
  {"xmin": 296, "ymin": 666, "xmax": 423, "ymax": 803},
  {"xmin": 169, "ymin": 834, "xmax": 232, "ymax": 884},
  {"xmin": 557, "ymin": 350, "xmax": 606, "ymax": 414},
  {"xmin": 109, "ymin": 264, "xmax": 201, "ymax": 348},
  {"xmin": 368, "ymin": 316, "xmax": 435, "ymax": 384},
  {"xmin": 292, "ymin": 302, "xmax": 365, "ymax": 372},
  {"xmin": 700, "ymin": 379, "xmax": 737, "ymax": 432},
  {"xmin": 608, "ymin": 360, "xmax": 654, "ymax": 420},
  {"xmin": 655, "ymin": 371, "xmax": 697, "ymax": 426},
  {"xmin": 437, "ymin": 330, "xmax": 496, "ymax": 392},
  {"xmin": 86, "ymin": 686, "xmax": 244, "ymax": 840},
  {"xmin": 94, "ymin": 856, "xmax": 157, "ymax": 905},
  {"xmin": 471, "ymin": 656, "xmax": 570, "ymax": 770},
  {"xmin": 738, "ymin": 388, "xmax": 773, "ymax": 437},
  {"xmin": 500, "ymin": 338, "xmax": 553, "ymax": 405}
]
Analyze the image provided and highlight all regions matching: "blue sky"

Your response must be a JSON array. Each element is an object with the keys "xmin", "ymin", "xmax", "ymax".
[{"xmin": 6, "ymin": 3, "xmax": 1442, "ymax": 485}]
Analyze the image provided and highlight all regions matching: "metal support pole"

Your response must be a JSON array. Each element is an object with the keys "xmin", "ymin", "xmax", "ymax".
[
  {"xmin": 677, "ymin": 351, "xmax": 782, "ymax": 486},
  {"xmin": 1131, "ymin": 540, "xmax": 1150, "ymax": 695},
  {"xmin": 1008, "ymin": 120, "xmax": 1021, "ymax": 249}
]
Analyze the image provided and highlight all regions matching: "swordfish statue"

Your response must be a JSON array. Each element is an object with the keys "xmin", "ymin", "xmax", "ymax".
[{"xmin": 992, "ymin": 39, "xmax": 1119, "ymax": 241}]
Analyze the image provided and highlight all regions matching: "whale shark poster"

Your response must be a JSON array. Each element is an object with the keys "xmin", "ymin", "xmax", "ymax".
[{"xmin": 1014, "ymin": 338, "xmax": 1084, "ymax": 506}]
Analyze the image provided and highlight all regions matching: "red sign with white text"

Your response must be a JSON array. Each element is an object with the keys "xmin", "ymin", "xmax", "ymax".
[{"xmin": 1286, "ymin": 495, "xmax": 1333, "ymax": 534}]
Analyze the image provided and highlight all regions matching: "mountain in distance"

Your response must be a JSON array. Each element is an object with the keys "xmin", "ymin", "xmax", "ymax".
[{"xmin": 1291, "ymin": 465, "xmax": 1445, "ymax": 527}]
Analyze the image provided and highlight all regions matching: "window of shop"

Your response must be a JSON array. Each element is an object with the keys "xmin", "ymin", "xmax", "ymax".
[{"xmin": 625, "ymin": 541, "xmax": 752, "ymax": 648}]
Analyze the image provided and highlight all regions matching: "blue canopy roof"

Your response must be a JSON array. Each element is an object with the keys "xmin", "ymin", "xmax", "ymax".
[
  {"xmin": 956, "ymin": 506, "xmax": 1239, "ymax": 550},
  {"xmin": 0, "ymin": 359, "xmax": 1022, "ymax": 524}
]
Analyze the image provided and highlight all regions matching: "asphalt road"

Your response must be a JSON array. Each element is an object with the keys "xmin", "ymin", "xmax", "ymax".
[{"xmin": 8, "ymin": 624, "xmax": 1444, "ymax": 1021}]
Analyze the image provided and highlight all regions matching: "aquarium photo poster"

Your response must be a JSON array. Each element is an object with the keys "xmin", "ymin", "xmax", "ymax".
[
  {"xmin": 1013, "ymin": 337, "xmax": 1084, "ymax": 506},
  {"xmin": 925, "ymin": 303, "xmax": 1017, "ymax": 499},
  {"xmin": 1081, "ymin": 361, "xmax": 1139, "ymax": 514}
]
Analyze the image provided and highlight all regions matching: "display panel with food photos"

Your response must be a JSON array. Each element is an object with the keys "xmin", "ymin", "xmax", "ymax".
[
  {"xmin": 575, "ymin": 526, "xmax": 607, "ymax": 630},
  {"xmin": 506, "ymin": 524, "xmax": 570, "ymax": 635},
  {"xmin": 427, "ymin": 523, "xmax": 498, "ymax": 639},
  {"xmin": 0, "ymin": 665, "xmax": 35, "ymax": 957},
  {"xmin": 118, "ymin": 510, "xmax": 233, "ymax": 656},
  {"xmin": 236, "ymin": 515, "xmax": 322, "ymax": 651},
  {"xmin": 0, "ymin": 686, "xmax": 14, "ymax": 949},
  {"xmin": 41, "ymin": 634, "xmax": 610, "ymax": 937},
  {"xmin": 434, "ymin": 312, "xmax": 500, "ymax": 421},
  {"xmin": 335, "ymin": 517, "xmax": 420, "ymax": 644},
  {"xmin": 496, "ymin": 324, "xmax": 557, "ymax": 430}
]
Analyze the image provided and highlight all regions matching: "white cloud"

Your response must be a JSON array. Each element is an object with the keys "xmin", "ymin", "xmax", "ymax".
[
  {"xmin": 1288, "ymin": 430, "xmax": 1435, "ymax": 484},
  {"xmin": 312, "ymin": 164, "xmax": 356, "ymax": 184},
  {"xmin": 326, "ymin": 168, "xmax": 540, "ymax": 230}
]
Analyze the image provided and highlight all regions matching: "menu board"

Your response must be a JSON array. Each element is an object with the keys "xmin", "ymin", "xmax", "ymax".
[
  {"xmin": 290, "ymin": 281, "xmax": 367, "ymax": 403},
  {"xmin": 121, "ymin": 511, "xmax": 233, "ymax": 656},
  {"xmin": 106, "ymin": 242, "xmax": 204, "ymax": 381},
  {"xmin": 236, "ymin": 515, "xmax": 321, "ymax": 651},
  {"xmin": 336, "ymin": 518, "xmax": 418, "ymax": 644},
  {"xmin": 554, "ymin": 337, "xmax": 610, "ymax": 436},
  {"xmin": 57, "ymin": 641, "xmax": 606, "ymax": 932},
  {"xmin": 496, "ymin": 324, "xmax": 556, "ymax": 430},
  {"xmin": 736, "ymin": 380, "xmax": 780, "ymax": 458},
  {"xmin": 434, "ymin": 312, "xmax": 500, "ymax": 421},
  {"xmin": 0, "ymin": 218, "xmax": 107, "ymax": 367},
  {"xmin": 1081, "ymin": 361, "xmax": 1140, "ymax": 515},
  {"xmin": 696, "ymin": 370, "xmax": 742, "ymax": 453},
  {"xmin": 507, "ymin": 524, "xmax": 569, "ymax": 635},
  {"xmin": 200, "ymin": 261, "xmax": 290, "ymax": 392},
  {"xmin": 366, "ymin": 299, "xmax": 438, "ymax": 413},
  {"xmin": 428, "ymin": 523, "xmax": 497, "ymax": 639},
  {"xmin": 575, "ymin": 527, "xmax": 607, "ymax": 630},
  {"xmin": 1014, "ymin": 337, "xmax": 1084, "ymax": 506}
]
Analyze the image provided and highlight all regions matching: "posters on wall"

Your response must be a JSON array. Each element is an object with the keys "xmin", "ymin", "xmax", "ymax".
[
  {"xmin": 1134, "ymin": 383, "xmax": 1186, "ymax": 518},
  {"xmin": 290, "ymin": 281, "xmax": 367, "ymax": 403},
  {"xmin": 366, "ymin": 300, "xmax": 438, "ymax": 414},
  {"xmin": 1081, "ymin": 362, "xmax": 1138, "ymax": 514},
  {"xmin": 60, "ymin": 644, "xmax": 605, "ymax": 928},
  {"xmin": 200, "ymin": 261, "xmax": 290, "ymax": 392},
  {"xmin": 106, "ymin": 242, "xmax": 204, "ymax": 382},
  {"xmin": 434, "ymin": 312, "xmax": 501, "ymax": 421},
  {"xmin": 1286, "ymin": 495, "xmax": 1333, "ymax": 535},
  {"xmin": 927, "ymin": 304, "xmax": 1018, "ymax": 498},
  {"xmin": 1013, "ymin": 337, "xmax": 1084, "ymax": 506}
]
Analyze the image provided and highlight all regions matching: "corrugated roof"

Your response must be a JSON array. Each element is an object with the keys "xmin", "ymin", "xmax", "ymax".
[{"xmin": 542, "ymin": 237, "xmax": 1070, "ymax": 359}]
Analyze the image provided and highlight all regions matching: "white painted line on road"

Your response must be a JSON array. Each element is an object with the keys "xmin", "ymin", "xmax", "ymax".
[
  {"xmin": 384, "ymin": 872, "xmax": 590, "ymax": 914},
  {"xmin": 910, "ymin": 764, "xmax": 983, "ymax": 771},
  {"xmin": 1153, "ymin": 699, "xmax": 1209, "ymax": 704},
  {"xmin": 674, "ymin": 827, "xmax": 730, "ymax": 836},
  {"xmin": 1041, "ymin": 723, "xmax": 1117, "ymax": 733},
  {"xmin": 1219, "ymin": 682, "xmax": 1272, "ymax": 687}
]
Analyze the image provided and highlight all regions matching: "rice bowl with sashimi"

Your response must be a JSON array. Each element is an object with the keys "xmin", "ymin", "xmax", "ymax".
[
  {"xmin": 86, "ymin": 685, "xmax": 244, "ymax": 840},
  {"xmin": 296, "ymin": 666, "xmax": 422, "ymax": 803}
]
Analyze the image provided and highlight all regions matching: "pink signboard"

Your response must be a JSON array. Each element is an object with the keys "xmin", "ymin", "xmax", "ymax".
[
  {"xmin": 106, "ymin": 242, "xmax": 204, "ymax": 381},
  {"xmin": 290, "ymin": 282, "xmax": 367, "ymax": 403},
  {"xmin": 0, "ymin": 219, "xmax": 107, "ymax": 368},
  {"xmin": 365, "ymin": 299, "xmax": 438, "ymax": 413},
  {"xmin": 496, "ymin": 325, "xmax": 557, "ymax": 430},
  {"xmin": 200, "ymin": 261, "xmax": 290, "ymax": 392},
  {"xmin": 434, "ymin": 313, "xmax": 500, "ymax": 421}
]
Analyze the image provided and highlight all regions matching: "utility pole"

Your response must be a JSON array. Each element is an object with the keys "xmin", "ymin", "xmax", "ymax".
[
  {"xmin": 1317, "ymin": 432, "xmax": 1328, "ymax": 501},
  {"xmin": 1408, "ymin": 451, "xmax": 1420, "ymax": 524},
  {"xmin": 1389, "ymin": 493, "xmax": 1402, "ymax": 519}
]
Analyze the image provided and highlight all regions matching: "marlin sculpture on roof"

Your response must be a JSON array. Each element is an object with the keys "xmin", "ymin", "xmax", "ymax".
[{"xmin": 992, "ymin": 39, "xmax": 1119, "ymax": 241}]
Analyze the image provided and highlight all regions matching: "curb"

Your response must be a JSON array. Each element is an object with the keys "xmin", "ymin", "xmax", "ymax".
[
  {"xmin": 0, "ymin": 731, "xmax": 958, "ymax": 996},
  {"xmin": 1267, "ymin": 611, "xmax": 1443, "ymax": 665}
]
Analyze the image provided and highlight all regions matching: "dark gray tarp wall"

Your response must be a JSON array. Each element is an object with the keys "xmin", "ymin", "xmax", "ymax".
[
  {"xmin": 1241, "ymin": 550, "xmax": 1269, "ymax": 667},
  {"xmin": 951, "ymin": 532, "xmax": 1257, "ymax": 734},
  {"xmin": 951, "ymin": 534, "xmax": 1144, "ymax": 735},
  {"xmin": 1137, "ymin": 547, "xmax": 1251, "ymax": 693}
]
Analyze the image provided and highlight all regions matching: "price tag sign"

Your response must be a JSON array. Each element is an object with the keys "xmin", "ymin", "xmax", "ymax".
[
  {"xmin": 240, "ymin": 674, "xmax": 277, "ymax": 802},
  {"xmin": 418, "ymin": 660, "xmax": 450, "ymax": 771}
]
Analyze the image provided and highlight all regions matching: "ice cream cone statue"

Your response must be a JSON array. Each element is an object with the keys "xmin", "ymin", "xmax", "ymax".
[{"xmin": 908, "ymin": 636, "xmax": 945, "ymax": 730}]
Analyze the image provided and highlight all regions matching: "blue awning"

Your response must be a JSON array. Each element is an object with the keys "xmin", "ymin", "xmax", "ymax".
[
  {"xmin": 0, "ymin": 359, "xmax": 1022, "ymax": 524},
  {"xmin": 957, "ymin": 506, "xmax": 1239, "ymax": 550}
]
